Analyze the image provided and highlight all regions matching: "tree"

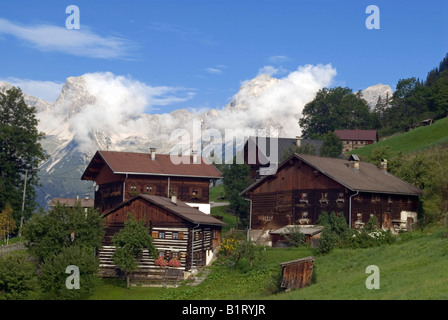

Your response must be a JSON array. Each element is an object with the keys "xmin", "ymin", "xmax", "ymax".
[
  {"xmin": 299, "ymin": 87, "xmax": 374, "ymax": 138},
  {"xmin": 0, "ymin": 87, "xmax": 47, "ymax": 225},
  {"xmin": 112, "ymin": 213, "xmax": 157, "ymax": 287},
  {"xmin": 0, "ymin": 252, "xmax": 39, "ymax": 300},
  {"xmin": 23, "ymin": 203, "xmax": 105, "ymax": 263},
  {"xmin": 320, "ymin": 132, "xmax": 342, "ymax": 158},
  {"xmin": 0, "ymin": 203, "xmax": 16, "ymax": 244},
  {"xmin": 280, "ymin": 143, "xmax": 317, "ymax": 162},
  {"xmin": 39, "ymin": 246, "xmax": 98, "ymax": 300},
  {"xmin": 230, "ymin": 240, "xmax": 263, "ymax": 269},
  {"xmin": 222, "ymin": 161, "xmax": 252, "ymax": 229},
  {"xmin": 283, "ymin": 225, "xmax": 306, "ymax": 247}
]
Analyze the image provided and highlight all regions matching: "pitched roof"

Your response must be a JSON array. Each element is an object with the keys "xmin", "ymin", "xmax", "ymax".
[
  {"xmin": 49, "ymin": 197, "xmax": 94, "ymax": 208},
  {"xmin": 334, "ymin": 129, "xmax": 378, "ymax": 141},
  {"xmin": 105, "ymin": 194, "xmax": 227, "ymax": 227},
  {"xmin": 242, "ymin": 153, "xmax": 423, "ymax": 196},
  {"xmin": 81, "ymin": 150, "xmax": 223, "ymax": 180}
]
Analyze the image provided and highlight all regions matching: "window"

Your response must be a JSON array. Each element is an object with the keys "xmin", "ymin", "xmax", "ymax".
[
  {"xmin": 302, "ymin": 211, "xmax": 308, "ymax": 218},
  {"xmin": 371, "ymin": 195, "xmax": 380, "ymax": 203},
  {"xmin": 172, "ymin": 252, "xmax": 179, "ymax": 259},
  {"xmin": 173, "ymin": 232, "xmax": 179, "ymax": 240},
  {"xmin": 146, "ymin": 186, "xmax": 152, "ymax": 193},
  {"xmin": 159, "ymin": 231, "xmax": 165, "ymax": 239},
  {"xmin": 337, "ymin": 192, "xmax": 345, "ymax": 203},
  {"xmin": 299, "ymin": 192, "xmax": 308, "ymax": 203},
  {"xmin": 158, "ymin": 251, "xmax": 165, "ymax": 257},
  {"xmin": 322, "ymin": 192, "xmax": 328, "ymax": 199},
  {"xmin": 388, "ymin": 196, "xmax": 393, "ymax": 204}
]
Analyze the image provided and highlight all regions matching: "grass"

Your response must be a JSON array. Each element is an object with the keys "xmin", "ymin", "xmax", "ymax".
[
  {"xmin": 209, "ymin": 184, "xmax": 226, "ymax": 202},
  {"xmin": 88, "ymin": 225, "xmax": 448, "ymax": 300},
  {"xmin": 348, "ymin": 116, "xmax": 448, "ymax": 157}
]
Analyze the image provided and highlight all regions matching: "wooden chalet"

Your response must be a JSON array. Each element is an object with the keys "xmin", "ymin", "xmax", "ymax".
[
  {"xmin": 243, "ymin": 136, "xmax": 323, "ymax": 180},
  {"xmin": 81, "ymin": 149, "xmax": 222, "ymax": 214},
  {"xmin": 98, "ymin": 194, "xmax": 226, "ymax": 278},
  {"xmin": 241, "ymin": 153, "xmax": 423, "ymax": 245},
  {"xmin": 334, "ymin": 129, "xmax": 378, "ymax": 152}
]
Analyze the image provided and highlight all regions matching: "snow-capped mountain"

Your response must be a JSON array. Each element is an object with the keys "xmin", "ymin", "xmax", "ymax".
[
  {"xmin": 361, "ymin": 83, "xmax": 393, "ymax": 110},
  {"xmin": 1, "ymin": 66, "xmax": 389, "ymax": 210}
]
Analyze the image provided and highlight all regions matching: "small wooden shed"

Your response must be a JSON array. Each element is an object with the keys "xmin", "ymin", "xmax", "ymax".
[{"xmin": 280, "ymin": 256, "xmax": 315, "ymax": 290}]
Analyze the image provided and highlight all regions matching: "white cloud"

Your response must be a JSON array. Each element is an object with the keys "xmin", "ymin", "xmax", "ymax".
[
  {"xmin": 0, "ymin": 77, "xmax": 63, "ymax": 102},
  {"xmin": 0, "ymin": 18, "xmax": 133, "ymax": 59},
  {"xmin": 35, "ymin": 66, "xmax": 336, "ymax": 155},
  {"xmin": 257, "ymin": 65, "xmax": 287, "ymax": 77},
  {"xmin": 267, "ymin": 55, "xmax": 291, "ymax": 63},
  {"xmin": 206, "ymin": 68, "xmax": 223, "ymax": 75}
]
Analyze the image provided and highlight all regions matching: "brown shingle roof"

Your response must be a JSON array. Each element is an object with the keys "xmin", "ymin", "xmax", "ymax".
[
  {"xmin": 105, "ymin": 194, "xmax": 227, "ymax": 227},
  {"xmin": 49, "ymin": 197, "xmax": 94, "ymax": 208},
  {"xmin": 334, "ymin": 129, "xmax": 378, "ymax": 141},
  {"xmin": 81, "ymin": 150, "xmax": 223, "ymax": 180},
  {"xmin": 242, "ymin": 153, "xmax": 423, "ymax": 196}
]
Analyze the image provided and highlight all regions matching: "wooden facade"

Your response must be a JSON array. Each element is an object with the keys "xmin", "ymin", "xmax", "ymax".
[
  {"xmin": 280, "ymin": 256, "xmax": 315, "ymax": 290},
  {"xmin": 99, "ymin": 195, "xmax": 225, "ymax": 276},
  {"xmin": 242, "ymin": 154, "xmax": 423, "ymax": 244},
  {"xmin": 81, "ymin": 150, "xmax": 222, "ymax": 214}
]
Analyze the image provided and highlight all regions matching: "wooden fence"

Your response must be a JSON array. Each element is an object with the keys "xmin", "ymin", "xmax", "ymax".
[{"xmin": 0, "ymin": 242, "xmax": 26, "ymax": 257}]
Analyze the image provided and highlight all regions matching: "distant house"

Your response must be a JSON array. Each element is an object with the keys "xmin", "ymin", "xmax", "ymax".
[
  {"xmin": 243, "ymin": 136, "xmax": 323, "ymax": 180},
  {"xmin": 81, "ymin": 149, "xmax": 222, "ymax": 214},
  {"xmin": 241, "ymin": 153, "xmax": 422, "ymax": 246},
  {"xmin": 99, "ymin": 194, "xmax": 226, "ymax": 277},
  {"xmin": 421, "ymin": 119, "xmax": 434, "ymax": 126},
  {"xmin": 334, "ymin": 129, "xmax": 378, "ymax": 152},
  {"xmin": 49, "ymin": 195, "xmax": 94, "ymax": 211}
]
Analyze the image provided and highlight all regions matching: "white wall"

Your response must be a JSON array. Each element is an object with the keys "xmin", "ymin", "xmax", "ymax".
[{"xmin": 186, "ymin": 203, "xmax": 211, "ymax": 214}]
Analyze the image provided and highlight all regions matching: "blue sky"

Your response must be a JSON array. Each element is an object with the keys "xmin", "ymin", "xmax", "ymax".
[{"xmin": 1, "ymin": 0, "xmax": 447, "ymax": 113}]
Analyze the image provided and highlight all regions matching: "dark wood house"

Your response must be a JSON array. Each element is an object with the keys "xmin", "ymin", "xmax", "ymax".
[
  {"xmin": 98, "ymin": 194, "xmax": 226, "ymax": 277},
  {"xmin": 243, "ymin": 136, "xmax": 323, "ymax": 180},
  {"xmin": 241, "ymin": 153, "xmax": 423, "ymax": 245},
  {"xmin": 81, "ymin": 149, "xmax": 222, "ymax": 214}
]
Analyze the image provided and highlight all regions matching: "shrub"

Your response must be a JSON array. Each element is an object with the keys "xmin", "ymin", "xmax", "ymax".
[
  {"xmin": 283, "ymin": 225, "xmax": 306, "ymax": 247},
  {"xmin": 0, "ymin": 252, "xmax": 39, "ymax": 300},
  {"xmin": 39, "ymin": 246, "xmax": 99, "ymax": 300},
  {"xmin": 218, "ymin": 238, "xmax": 238, "ymax": 256}
]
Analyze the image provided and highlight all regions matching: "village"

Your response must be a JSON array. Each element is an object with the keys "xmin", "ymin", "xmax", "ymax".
[{"xmin": 37, "ymin": 127, "xmax": 422, "ymax": 289}]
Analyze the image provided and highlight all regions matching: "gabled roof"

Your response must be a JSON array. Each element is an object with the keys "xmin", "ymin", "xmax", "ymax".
[
  {"xmin": 244, "ymin": 136, "xmax": 323, "ymax": 165},
  {"xmin": 104, "ymin": 194, "xmax": 227, "ymax": 227},
  {"xmin": 81, "ymin": 150, "xmax": 223, "ymax": 181},
  {"xmin": 334, "ymin": 129, "xmax": 378, "ymax": 141},
  {"xmin": 241, "ymin": 153, "xmax": 423, "ymax": 196},
  {"xmin": 49, "ymin": 197, "xmax": 94, "ymax": 208}
]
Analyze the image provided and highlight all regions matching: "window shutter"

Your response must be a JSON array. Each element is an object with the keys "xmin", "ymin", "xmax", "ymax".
[
  {"xmin": 152, "ymin": 231, "xmax": 159, "ymax": 239},
  {"xmin": 179, "ymin": 232, "xmax": 184, "ymax": 239}
]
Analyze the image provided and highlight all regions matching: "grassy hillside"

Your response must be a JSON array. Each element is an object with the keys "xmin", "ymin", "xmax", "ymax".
[
  {"xmin": 348, "ymin": 116, "xmax": 448, "ymax": 157},
  {"xmin": 89, "ymin": 226, "xmax": 448, "ymax": 300}
]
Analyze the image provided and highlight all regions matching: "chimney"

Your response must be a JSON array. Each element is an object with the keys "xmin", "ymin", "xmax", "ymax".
[
  {"xmin": 150, "ymin": 147, "xmax": 156, "ymax": 160},
  {"xmin": 380, "ymin": 159, "xmax": 388, "ymax": 173},
  {"xmin": 85, "ymin": 194, "xmax": 89, "ymax": 200},
  {"xmin": 192, "ymin": 150, "xmax": 198, "ymax": 164},
  {"xmin": 171, "ymin": 193, "xmax": 177, "ymax": 205},
  {"xmin": 296, "ymin": 136, "xmax": 302, "ymax": 147},
  {"xmin": 348, "ymin": 154, "xmax": 360, "ymax": 172}
]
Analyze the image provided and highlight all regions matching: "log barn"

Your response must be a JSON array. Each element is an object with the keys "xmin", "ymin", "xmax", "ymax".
[
  {"xmin": 98, "ymin": 194, "xmax": 226, "ymax": 278},
  {"xmin": 241, "ymin": 153, "xmax": 423, "ymax": 245},
  {"xmin": 81, "ymin": 149, "xmax": 222, "ymax": 214}
]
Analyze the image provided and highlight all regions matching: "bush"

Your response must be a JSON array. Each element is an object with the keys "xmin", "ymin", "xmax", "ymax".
[
  {"xmin": 39, "ymin": 246, "xmax": 99, "ymax": 300},
  {"xmin": 283, "ymin": 225, "xmax": 306, "ymax": 247},
  {"xmin": 0, "ymin": 252, "xmax": 39, "ymax": 300}
]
